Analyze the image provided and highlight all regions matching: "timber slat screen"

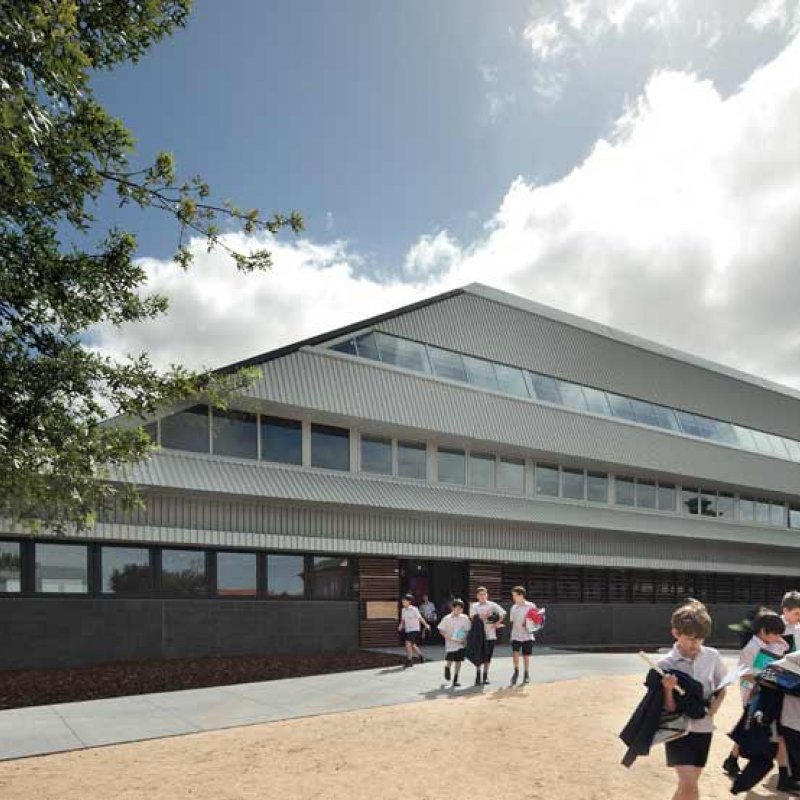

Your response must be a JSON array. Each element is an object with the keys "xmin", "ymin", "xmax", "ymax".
[
  {"xmin": 358, "ymin": 557, "xmax": 400, "ymax": 647},
  {"xmin": 468, "ymin": 562, "xmax": 502, "ymax": 603}
]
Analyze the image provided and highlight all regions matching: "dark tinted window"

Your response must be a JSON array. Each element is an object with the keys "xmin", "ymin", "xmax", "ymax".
[
  {"xmin": 535, "ymin": 464, "xmax": 559, "ymax": 497},
  {"xmin": 217, "ymin": 552, "xmax": 257, "ymax": 597},
  {"xmin": 587, "ymin": 472, "xmax": 608, "ymax": 503},
  {"xmin": 160, "ymin": 404, "xmax": 209, "ymax": 452},
  {"xmin": 310, "ymin": 556, "xmax": 349, "ymax": 599},
  {"xmin": 437, "ymin": 448, "xmax": 466, "ymax": 485},
  {"xmin": 361, "ymin": 436, "xmax": 392, "ymax": 474},
  {"xmin": 161, "ymin": 549, "xmax": 207, "ymax": 595},
  {"xmin": 615, "ymin": 478, "xmax": 636, "ymax": 507},
  {"xmin": 102, "ymin": 547, "xmax": 152, "ymax": 594},
  {"xmin": 267, "ymin": 554, "xmax": 305, "ymax": 598},
  {"xmin": 212, "ymin": 408, "xmax": 257, "ymax": 459},
  {"xmin": 0, "ymin": 541, "xmax": 21, "ymax": 593},
  {"xmin": 354, "ymin": 332, "xmax": 380, "ymax": 360},
  {"xmin": 398, "ymin": 441, "xmax": 427, "ymax": 479},
  {"xmin": 330, "ymin": 338, "xmax": 357, "ymax": 356},
  {"xmin": 498, "ymin": 458, "xmax": 524, "ymax": 493},
  {"xmin": 637, "ymin": 481, "xmax": 657, "ymax": 509},
  {"xmin": 35, "ymin": 543, "xmax": 88, "ymax": 594},
  {"xmin": 261, "ymin": 416, "xmax": 302, "ymax": 465},
  {"xmin": 311, "ymin": 424, "xmax": 350, "ymax": 471}
]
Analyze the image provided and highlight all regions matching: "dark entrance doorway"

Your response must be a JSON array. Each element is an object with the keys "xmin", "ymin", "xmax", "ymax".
[{"xmin": 399, "ymin": 559, "xmax": 469, "ymax": 635}]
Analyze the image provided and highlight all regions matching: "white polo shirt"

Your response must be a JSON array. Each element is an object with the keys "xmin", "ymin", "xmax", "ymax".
[
  {"xmin": 783, "ymin": 616, "xmax": 800, "ymax": 652},
  {"xmin": 509, "ymin": 601, "xmax": 536, "ymax": 642},
  {"xmin": 738, "ymin": 636, "xmax": 788, "ymax": 705},
  {"xmin": 469, "ymin": 600, "xmax": 506, "ymax": 641},
  {"xmin": 438, "ymin": 613, "xmax": 471, "ymax": 653},
  {"xmin": 658, "ymin": 644, "xmax": 727, "ymax": 734},
  {"xmin": 401, "ymin": 605, "xmax": 423, "ymax": 633}
]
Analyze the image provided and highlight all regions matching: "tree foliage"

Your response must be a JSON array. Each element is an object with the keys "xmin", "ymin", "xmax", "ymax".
[{"xmin": 0, "ymin": 1, "xmax": 302, "ymax": 532}]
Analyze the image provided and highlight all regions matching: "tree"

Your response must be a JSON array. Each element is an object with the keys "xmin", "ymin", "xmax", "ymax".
[{"xmin": 0, "ymin": 1, "xmax": 303, "ymax": 532}]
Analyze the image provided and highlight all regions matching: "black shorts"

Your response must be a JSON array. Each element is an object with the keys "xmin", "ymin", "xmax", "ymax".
[
  {"xmin": 512, "ymin": 640, "xmax": 534, "ymax": 655},
  {"xmin": 445, "ymin": 648, "xmax": 465, "ymax": 662},
  {"xmin": 665, "ymin": 733, "xmax": 712, "ymax": 768},
  {"xmin": 403, "ymin": 631, "xmax": 421, "ymax": 644},
  {"xmin": 779, "ymin": 725, "xmax": 800, "ymax": 776}
]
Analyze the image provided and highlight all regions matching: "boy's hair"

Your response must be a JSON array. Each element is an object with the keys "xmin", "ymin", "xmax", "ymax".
[
  {"xmin": 402, "ymin": 593, "xmax": 414, "ymax": 603},
  {"xmin": 476, "ymin": 586, "xmax": 487, "ymax": 594},
  {"xmin": 752, "ymin": 610, "xmax": 785, "ymax": 637},
  {"xmin": 782, "ymin": 591, "xmax": 800, "ymax": 611},
  {"xmin": 511, "ymin": 585, "xmax": 526, "ymax": 597},
  {"xmin": 671, "ymin": 598, "xmax": 712, "ymax": 639},
  {"xmin": 451, "ymin": 598, "xmax": 464, "ymax": 609}
]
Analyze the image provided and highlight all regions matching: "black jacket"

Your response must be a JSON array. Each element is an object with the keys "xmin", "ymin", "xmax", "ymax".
[
  {"xmin": 620, "ymin": 669, "xmax": 708, "ymax": 767},
  {"xmin": 465, "ymin": 616, "xmax": 488, "ymax": 666}
]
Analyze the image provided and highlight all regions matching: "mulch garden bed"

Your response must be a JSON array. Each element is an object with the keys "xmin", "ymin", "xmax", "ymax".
[{"xmin": 0, "ymin": 651, "xmax": 404, "ymax": 711}]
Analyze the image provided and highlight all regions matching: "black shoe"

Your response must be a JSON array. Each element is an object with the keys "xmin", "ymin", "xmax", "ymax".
[
  {"xmin": 452, "ymin": 679, "xmax": 461, "ymax": 687},
  {"xmin": 483, "ymin": 674, "xmax": 490, "ymax": 685},
  {"xmin": 777, "ymin": 775, "xmax": 800, "ymax": 792},
  {"xmin": 722, "ymin": 756, "xmax": 740, "ymax": 778},
  {"xmin": 523, "ymin": 673, "xmax": 530, "ymax": 684},
  {"xmin": 475, "ymin": 673, "xmax": 483, "ymax": 686},
  {"xmin": 418, "ymin": 654, "xmax": 426, "ymax": 664},
  {"xmin": 403, "ymin": 659, "xmax": 412, "ymax": 669},
  {"xmin": 511, "ymin": 670, "xmax": 519, "ymax": 685},
  {"xmin": 444, "ymin": 665, "xmax": 451, "ymax": 681}
]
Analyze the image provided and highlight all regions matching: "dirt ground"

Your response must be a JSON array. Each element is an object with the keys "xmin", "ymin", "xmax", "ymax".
[{"xmin": 0, "ymin": 673, "xmax": 779, "ymax": 800}]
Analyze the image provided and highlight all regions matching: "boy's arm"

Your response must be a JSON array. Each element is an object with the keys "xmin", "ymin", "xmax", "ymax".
[{"xmin": 662, "ymin": 674, "xmax": 678, "ymax": 713}]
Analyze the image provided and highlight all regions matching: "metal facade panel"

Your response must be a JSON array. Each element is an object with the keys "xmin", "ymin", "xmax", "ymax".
[
  {"xmin": 242, "ymin": 349, "xmax": 800, "ymax": 495},
  {"xmin": 374, "ymin": 291, "xmax": 800, "ymax": 440}
]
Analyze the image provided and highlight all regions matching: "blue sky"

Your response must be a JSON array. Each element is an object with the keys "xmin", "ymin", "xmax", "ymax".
[{"xmin": 90, "ymin": 1, "xmax": 800, "ymax": 389}]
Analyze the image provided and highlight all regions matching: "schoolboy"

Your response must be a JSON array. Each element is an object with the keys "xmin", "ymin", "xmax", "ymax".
[
  {"xmin": 722, "ymin": 610, "xmax": 790, "ymax": 783},
  {"xmin": 437, "ymin": 598, "xmax": 471, "ymax": 687},
  {"xmin": 398, "ymin": 593, "xmax": 430, "ymax": 668},
  {"xmin": 509, "ymin": 585, "xmax": 536, "ymax": 685},
  {"xmin": 779, "ymin": 592, "xmax": 800, "ymax": 790},
  {"xmin": 659, "ymin": 599, "xmax": 727, "ymax": 800},
  {"xmin": 782, "ymin": 591, "xmax": 800, "ymax": 652},
  {"xmin": 469, "ymin": 586, "xmax": 506, "ymax": 686}
]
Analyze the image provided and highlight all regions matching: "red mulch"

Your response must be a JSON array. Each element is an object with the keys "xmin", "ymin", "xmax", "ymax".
[{"xmin": 0, "ymin": 651, "xmax": 404, "ymax": 711}]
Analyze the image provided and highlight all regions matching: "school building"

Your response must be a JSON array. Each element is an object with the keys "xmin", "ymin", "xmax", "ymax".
[{"xmin": 3, "ymin": 283, "xmax": 800, "ymax": 670}]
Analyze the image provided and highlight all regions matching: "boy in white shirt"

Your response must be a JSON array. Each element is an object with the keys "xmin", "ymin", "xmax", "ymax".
[
  {"xmin": 437, "ymin": 598, "xmax": 471, "ymax": 687},
  {"xmin": 779, "ymin": 592, "xmax": 800, "ymax": 790},
  {"xmin": 659, "ymin": 599, "xmax": 727, "ymax": 800},
  {"xmin": 509, "ymin": 586, "xmax": 537, "ymax": 685},
  {"xmin": 398, "ymin": 593, "xmax": 430, "ymax": 669},
  {"xmin": 469, "ymin": 586, "xmax": 506, "ymax": 686}
]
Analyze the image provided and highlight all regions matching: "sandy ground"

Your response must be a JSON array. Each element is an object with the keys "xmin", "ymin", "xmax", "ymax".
[{"xmin": 0, "ymin": 673, "xmax": 780, "ymax": 800}]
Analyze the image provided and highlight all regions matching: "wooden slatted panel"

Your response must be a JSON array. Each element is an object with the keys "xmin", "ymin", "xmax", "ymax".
[
  {"xmin": 732, "ymin": 573, "xmax": 751, "ymax": 604},
  {"xmin": 608, "ymin": 569, "xmax": 629, "ymax": 603},
  {"xmin": 501, "ymin": 564, "xmax": 527, "ymax": 602},
  {"xmin": 528, "ymin": 566, "xmax": 557, "ymax": 606},
  {"xmin": 749, "ymin": 575, "xmax": 768, "ymax": 605},
  {"xmin": 654, "ymin": 570, "xmax": 676, "ymax": 604},
  {"xmin": 468, "ymin": 562, "xmax": 502, "ymax": 603},
  {"xmin": 556, "ymin": 567, "xmax": 582, "ymax": 603},
  {"xmin": 583, "ymin": 568, "xmax": 608, "ymax": 603},
  {"xmin": 358, "ymin": 557, "xmax": 400, "ymax": 648}
]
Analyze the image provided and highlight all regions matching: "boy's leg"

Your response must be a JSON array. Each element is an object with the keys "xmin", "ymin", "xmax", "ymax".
[
  {"xmin": 412, "ymin": 643, "xmax": 426, "ymax": 662},
  {"xmin": 672, "ymin": 766, "xmax": 701, "ymax": 800},
  {"xmin": 777, "ymin": 733, "xmax": 800, "ymax": 790},
  {"xmin": 523, "ymin": 651, "xmax": 531, "ymax": 681},
  {"xmin": 511, "ymin": 646, "xmax": 519, "ymax": 684},
  {"xmin": 403, "ymin": 639, "xmax": 413, "ymax": 666},
  {"xmin": 444, "ymin": 658, "xmax": 451, "ymax": 681}
]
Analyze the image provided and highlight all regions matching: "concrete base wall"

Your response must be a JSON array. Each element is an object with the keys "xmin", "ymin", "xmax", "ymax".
[
  {"xmin": 535, "ymin": 603, "xmax": 748, "ymax": 648},
  {"xmin": 0, "ymin": 599, "xmax": 359, "ymax": 671}
]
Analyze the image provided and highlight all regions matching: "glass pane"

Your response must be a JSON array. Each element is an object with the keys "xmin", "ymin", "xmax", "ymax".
[
  {"xmin": 739, "ymin": 497, "xmax": 755, "ymax": 522},
  {"xmin": 361, "ymin": 436, "xmax": 392, "ymax": 474},
  {"xmin": 428, "ymin": 346, "xmax": 467, "ymax": 382},
  {"xmin": 767, "ymin": 434, "xmax": 790, "ymax": 459},
  {"xmin": 0, "ymin": 541, "xmax": 21, "ymax": 592},
  {"xmin": 212, "ymin": 408, "xmax": 257, "ymax": 459},
  {"xmin": 35, "ymin": 543, "xmax": 88, "ymax": 593},
  {"xmin": 498, "ymin": 458, "xmax": 524, "ymax": 493},
  {"xmin": 717, "ymin": 492, "xmax": 735, "ymax": 520},
  {"xmin": 311, "ymin": 424, "xmax": 350, "ymax": 471},
  {"xmin": 651, "ymin": 405, "xmax": 680, "ymax": 431},
  {"xmin": 675, "ymin": 411, "xmax": 703, "ymax": 437},
  {"xmin": 700, "ymin": 491, "xmax": 718, "ymax": 518},
  {"xmin": 751, "ymin": 430, "xmax": 775, "ymax": 455},
  {"xmin": 375, "ymin": 333, "xmax": 430, "ymax": 373},
  {"xmin": 354, "ymin": 332, "xmax": 380, "ymax": 361},
  {"xmin": 587, "ymin": 472, "xmax": 608, "ymax": 503},
  {"xmin": 558, "ymin": 381, "xmax": 588, "ymax": 411},
  {"xmin": 607, "ymin": 394, "xmax": 637, "ymax": 422},
  {"xmin": 267, "ymin": 554, "xmax": 305, "ymax": 598},
  {"xmin": 102, "ymin": 547, "xmax": 151, "ymax": 594},
  {"xmin": 615, "ymin": 477, "xmax": 636, "ymax": 507},
  {"xmin": 261, "ymin": 416, "xmax": 302, "ymax": 465},
  {"xmin": 790, "ymin": 507, "xmax": 800, "ymax": 529},
  {"xmin": 657, "ymin": 483, "xmax": 675, "ymax": 512},
  {"xmin": 733, "ymin": 425, "xmax": 758, "ymax": 451},
  {"xmin": 561, "ymin": 468, "xmax": 585, "ymax": 500},
  {"xmin": 637, "ymin": 481, "xmax": 657, "ymax": 509},
  {"xmin": 437, "ymin": 448, "xmax": 466, "ymax": 485},
  {"xmin": 535, "ymin": 464, "xmax": 559, "ymax": 497},
  {"xmin": 784, "ymin": 439, "xmax": 800, "ymax": 462},
  {"xmin": 310, "ymin": 556, "xmax": 349, "ymax": 600},
  {"xmin": 217, "ymin": 552, "xmax": 257, "ymax": 597},
  {"xmin": 528, "ymin": 373, "xmax": 561, "ymax": 404},
  {"xmin": 582, "ymin": 386, "xmax": 610, "ymax": 415},
  {"xmin": 630, "ymin": 400, "xmax": 659, "ymax": 427},
  {"xmin": 161, "ymin": 549, "xmax": 207, "ymax": 595},
  {"xmin": 330, "ymin": 338, "xmax": 357, "ymax": 356},
  {"xmin": 494, "ymin": 363, "xmax": 529, "ymax": 398},
  {"xmin": 463, "ymin": 355, "xmax": 498, "ymax": 390},
  {"xmin": 469, "ymin": 453, "xmax": 495, "ymax": 489},
  {"xmin": 681, "ymin": 487, "xmax": 700, "ymax": 515},
  {"xmin": 755, "ymin": 500, "xmax": 771, "ymax": 524},
  {"xmin": 398, "ymin": 441, "xmax": 426, "ymax": 479},
  {"xmin": 160, "ymin": 404, "xmax": 209, "ymax": 452},
  {"xmin": 707, "ymin": 419, "xmax": 738, "ymax": 445},
  {"xmin": 771, "ymin": 503, "xmax": 787, "ymax": 527}
]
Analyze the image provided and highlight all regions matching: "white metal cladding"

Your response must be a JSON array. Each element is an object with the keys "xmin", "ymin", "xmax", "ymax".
[
  {"xmin": 240, "ymin": 349, "xmax": 800, "ymax": 495},
  {"xmin": 81, "ymin": 492, "xmax": 800, "ymax": 575},
  {"xmin": 372, "ymin": 289, "xmax": 800, "ymax": 441},
  {"xmin": 110, "ymin": 451, "xmax": 800, "ymax": 551}
]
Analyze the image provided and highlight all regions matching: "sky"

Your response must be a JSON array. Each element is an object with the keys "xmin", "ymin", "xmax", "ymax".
[{"xmin": 88, "ymin": 0, "xmax": 800, "ymax": 390}]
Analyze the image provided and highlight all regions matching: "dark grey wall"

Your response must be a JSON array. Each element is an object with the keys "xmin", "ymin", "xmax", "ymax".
[
  {"xmin": 0, "ymin": 599, "xmax": 359, "ymax": 671},
  {"xmin": 534, "ymin": 603, "xmax": 748, "ymax": 648}
]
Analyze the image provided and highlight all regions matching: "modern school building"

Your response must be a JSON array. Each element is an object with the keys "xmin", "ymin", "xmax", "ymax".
[{"xmin": 3, "ymin": 283, "xmax": 800, "ymax": 670}]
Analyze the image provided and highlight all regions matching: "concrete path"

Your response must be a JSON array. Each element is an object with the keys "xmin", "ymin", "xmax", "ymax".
[{"xmin": 0, "ymin": 647, "xmax": 690, "ymax": 761}]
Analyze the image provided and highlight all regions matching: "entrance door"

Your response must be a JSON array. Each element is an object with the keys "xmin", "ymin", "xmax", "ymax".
[{"xmin": 400, "ymin": 559, "xmax": 468, "ymax": 620}]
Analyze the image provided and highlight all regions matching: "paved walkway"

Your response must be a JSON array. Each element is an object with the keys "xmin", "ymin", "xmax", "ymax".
[{"xmin": 0, "ymin": 648, "xmax": 669, "ymax": 761}]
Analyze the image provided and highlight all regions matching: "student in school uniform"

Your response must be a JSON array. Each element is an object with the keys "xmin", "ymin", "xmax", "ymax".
[
  {"xmin": 779, "ymin": 592, "xmax": 800, "ymax": 791},
  {"xmin": 398, "ymin": 593, "xmax": 430, "ymax": 668},
  {"xmin": 469, "ymin": 586, "xmax": 506, "ymax": 686},
  {"xmin": 659, "ymin": 599, "xmax": 727, "ymax": 800},
  {"xmin": 508, "ymin": 585, "xmax": 537, "ymax": 685},
  {"xmin": 437, "ymin": 598, "xmax": 471, "ymax": 687}
]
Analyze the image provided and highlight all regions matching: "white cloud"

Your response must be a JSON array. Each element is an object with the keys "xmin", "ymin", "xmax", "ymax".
[
  {"xmin": 523, "ymin": 18, "xmax": 566, "ymax": 61},
  {"xmin": 94, "ymin": 28, "xmax": 800, "ymax": 389},
  {"xmin": 746, "ymin": 0, "xmax": 798, "ymax": 31}
]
